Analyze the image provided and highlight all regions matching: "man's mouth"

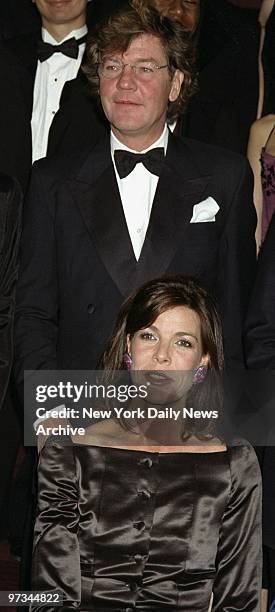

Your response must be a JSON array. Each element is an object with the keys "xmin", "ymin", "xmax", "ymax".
[
  {"xmin": 114, "ymin": 100, "xmax": 141, "ymax": 106},
  {"xmin": 47, "ymin": 0, "xmax": 72, "ymax": 6}
]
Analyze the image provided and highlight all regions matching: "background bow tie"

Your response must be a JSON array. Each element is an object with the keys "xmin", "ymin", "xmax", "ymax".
[
  {"xmin": 114, "ymin": 148, "xmax": 165, "ymax": 179},
  {"xmin": 37, "ymin": 35, "xmax": 87, "ymax": 62}
]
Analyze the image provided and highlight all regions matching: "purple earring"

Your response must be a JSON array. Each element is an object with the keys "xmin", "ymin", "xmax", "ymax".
[
  {"xmin": 193, "ymin": 365, "xmax": 207, "ymax": 385},
  {"xmin": 123, "ymin": 352, "xmax": 133, "ymax": 370}
]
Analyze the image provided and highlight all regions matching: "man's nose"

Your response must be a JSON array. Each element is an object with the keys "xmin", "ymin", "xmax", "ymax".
[
  {"xmin": 167, "ymin": 0, "xmax": 185, "ymax": 19},
  {"xmin": 116, "ymin": 65, "xmax": 137, "ymax": 89}
]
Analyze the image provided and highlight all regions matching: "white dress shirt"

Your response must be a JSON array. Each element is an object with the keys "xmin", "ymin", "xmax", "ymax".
[
  {"xmin": 31, "ymin": 25, "xmax": 87, "ymax": 162},
  {"xmin": 111, "ymin": 126, "xmax": 169, "ymax": 260}
]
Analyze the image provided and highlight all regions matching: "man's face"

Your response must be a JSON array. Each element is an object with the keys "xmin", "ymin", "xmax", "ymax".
[
  {"xmin": 150, "ymin": 0, "xmax": 200, "ymax": 32},
  {"xmin": 99, "ymin": 34, "xmax": 183, "ymax": 148},
  {"xmin": 32, "ymin": 0, "xmax": 88, "ymax": 28}
]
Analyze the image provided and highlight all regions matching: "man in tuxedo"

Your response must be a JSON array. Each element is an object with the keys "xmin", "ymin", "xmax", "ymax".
[
  {"xmin": 148, "ymin": 0, "xmax": 259, "ymax": 154},
  {"xmin": 15, "ymin": 1, "xmax": 256, "ymax": 396},
  {"xmin": 0, "ymin": 0, "xmax": 108, "ymax": 192}
]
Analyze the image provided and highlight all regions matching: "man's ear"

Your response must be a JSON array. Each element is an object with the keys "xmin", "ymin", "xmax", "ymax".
[{"xmin": 169, "ymin": 70, "xmax": 184, "ymax": 102}]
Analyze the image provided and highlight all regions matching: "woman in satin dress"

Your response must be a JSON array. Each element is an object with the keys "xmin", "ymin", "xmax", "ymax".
[{"xmin": 32, "ymin": 276, "xmax": 262, "ymax": 611}]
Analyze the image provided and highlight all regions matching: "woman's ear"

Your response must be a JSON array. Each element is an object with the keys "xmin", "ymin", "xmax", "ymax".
[
  {"xmin": 126, "ymin": 334, "xmax": 131, "ymax": 355},
  {"xmin": 200, "ymin": 353, "xmax": 210, "ymax": 368}
]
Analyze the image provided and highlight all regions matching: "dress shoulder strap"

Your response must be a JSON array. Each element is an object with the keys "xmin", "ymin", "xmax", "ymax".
[{"xmin": 265, "ymin": 121, "xmax": 275, "ymax": 149}]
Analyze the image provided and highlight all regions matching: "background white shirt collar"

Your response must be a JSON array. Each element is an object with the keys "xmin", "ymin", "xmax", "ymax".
[{"xmin": 42, "ymin": 24, "xmax": 88, "ymax": 45}]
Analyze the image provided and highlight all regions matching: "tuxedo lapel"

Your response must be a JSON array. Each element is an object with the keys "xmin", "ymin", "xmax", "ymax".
[
  {"xmin": 69, "ymin": 133, "xmax": 212, "ymax": 296},
  {"xmin": 8, "ymin": 33, "xmax": 38, "ymax": 82},
  {"xmin": 69, "ymin": 138, "xmax": 138, "ymax": 297},
  {"xmin": 135, "ymin": 133, "xmax": 212, "ymax": 287},
  {"xmin": 47, "ymin": 71, "xmax": 83, "ymax": 152}
]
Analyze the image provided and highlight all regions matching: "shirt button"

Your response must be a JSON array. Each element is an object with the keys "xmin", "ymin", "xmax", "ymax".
[
  {"xmin": 134, "ymin": 554, "xmax": 143, "ymax": 563},
  {"xmin": 137, "ymin": 228, "xmax": 142, "ymax": 234},
  {"xmin": 138, "ymin": 457, "xmax": 153, "ymax": 469},
  {"xmin": 51, "ymin": 110, "xmax": 55, "ymax": 115},
  {"xmin": 137, "ymin": 489, "xmax": 151, "ymax": 501},
  {"xmin": 126, "ymin": 582, "xmax": 138, "ymax": 593},
  {"xmin": 133, "ymin": 521, "xmax": 145, "ymax": 531},
  {"xmin": 87, "ymin": 304, "xmax": 96, "ymax": 315},
  {"xmin": 54, "ymin": 77, "xmax": 58, "ymax": 82}
]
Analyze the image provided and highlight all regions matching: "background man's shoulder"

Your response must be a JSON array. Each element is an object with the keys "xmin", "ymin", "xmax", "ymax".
[
  {"xmin": 175, "ymin": 134, "xmax": 250, "ymax": 178},
  {"xmin": 3, "ymin": 32, "xmax": 39, "ymax": 66}
]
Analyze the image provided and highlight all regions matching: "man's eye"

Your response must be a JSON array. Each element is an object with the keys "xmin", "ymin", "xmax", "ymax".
[
  {"xmin": 137, "ymin": 64, "xmax": 155, "ymax": 74},
  {"xmin": 105, "ymin": 63, "xmax": 120, "ymax": 72}
]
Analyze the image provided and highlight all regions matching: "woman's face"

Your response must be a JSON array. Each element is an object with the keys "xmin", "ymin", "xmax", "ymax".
[
  {"xmin": 150, "ymin": 0, "xmax": 200, "ymax": 32},
  {"xmin": 127, "ymin": 305, "xmax": 209, "ymax": 403}
]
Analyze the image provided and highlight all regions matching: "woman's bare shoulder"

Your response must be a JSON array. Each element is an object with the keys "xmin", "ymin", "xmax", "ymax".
[{"xmin": 249, "ymin": 114, "xmax": 275, "ymax": 143}]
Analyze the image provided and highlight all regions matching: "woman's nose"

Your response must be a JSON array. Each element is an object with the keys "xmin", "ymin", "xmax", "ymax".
[{"xmin": 153, "ymin": 342, "xmax": 171, "ymax": 365}]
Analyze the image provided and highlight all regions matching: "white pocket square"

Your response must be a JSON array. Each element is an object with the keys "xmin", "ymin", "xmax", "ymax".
[{"xmin": 190, "ymin": 197, "xmax": 220, "ymax": 223}]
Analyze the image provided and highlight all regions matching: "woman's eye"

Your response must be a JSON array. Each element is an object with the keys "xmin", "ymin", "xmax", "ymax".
[
  {"xmin": 139, "ymin": 332, "xmax": 156, "ymax": 341},
  {"xmin": 176, "ymin": 338, "xmax": 192, "ymax": 348}
]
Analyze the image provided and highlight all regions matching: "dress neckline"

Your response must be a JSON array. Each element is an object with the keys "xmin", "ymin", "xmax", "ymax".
[
  {"xmin": 71, "ymin": 439, "xmax": 228, "ymax": 454},
  {"xmin": 261, "ymin": 148, "xmax": 275, "ymax": 160}
]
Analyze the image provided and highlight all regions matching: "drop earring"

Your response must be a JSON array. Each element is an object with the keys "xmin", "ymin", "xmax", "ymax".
[
  {"xmin": 123, "ymin": 352, "xmax": 133, "ymax": 370},
  {"xmin": 193, "ymin": 365, "xmax": 207, "ymax": 385}
]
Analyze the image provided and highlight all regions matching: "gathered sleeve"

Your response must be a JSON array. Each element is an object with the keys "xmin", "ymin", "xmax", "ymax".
[
  {"xmin": 212, "ymin": 443, "xmax": 262, "ymax": 611},
  {"xmin": 31, "ymin": 439, "xmax": 81, "ymax": 611}
]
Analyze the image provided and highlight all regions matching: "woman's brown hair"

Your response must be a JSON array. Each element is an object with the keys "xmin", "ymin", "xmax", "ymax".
[{"xmin": 100, "ymin": 276, "xmax": 224, "ymax": 439}]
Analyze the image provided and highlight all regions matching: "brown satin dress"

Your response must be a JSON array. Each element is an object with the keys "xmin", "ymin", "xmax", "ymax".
[{"xmin": 31, "ymin": 439, "xmax": 261, "ymax": 611}]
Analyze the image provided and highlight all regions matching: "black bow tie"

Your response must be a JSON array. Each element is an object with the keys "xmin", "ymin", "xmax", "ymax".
[
  {"xmin": 37, "ymin": 35, "xmax": 87, "ymax": 62},
  {"xmin": 114, "ymin": 148, "xmax": 165, "ymax": 179}
]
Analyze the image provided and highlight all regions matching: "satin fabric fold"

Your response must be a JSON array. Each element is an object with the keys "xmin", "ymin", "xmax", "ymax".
[{"xmin": 32, "ymin": 441, "xmax": 262, "ymax": 611}]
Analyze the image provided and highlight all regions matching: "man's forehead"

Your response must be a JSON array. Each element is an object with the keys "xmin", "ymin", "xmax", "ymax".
[{"xmin": 105, "ymin": 33, "xmax": 166, "ymax": 59}]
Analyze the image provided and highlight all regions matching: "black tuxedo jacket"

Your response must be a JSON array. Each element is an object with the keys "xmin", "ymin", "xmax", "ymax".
[
  {"xmin": 0, "ymin": 33, "xmax": 107, "ymax": 193},
  {"xmin": 245, "ymin": 214, "xmax": 275, "ymax": 369},
  {"xmin": 14, "ymin": 132, "xmax": 256, "ymax": 390},
  {"xmin": 0, "ymin": 173, "xmax": 22, "ymax": 409}
]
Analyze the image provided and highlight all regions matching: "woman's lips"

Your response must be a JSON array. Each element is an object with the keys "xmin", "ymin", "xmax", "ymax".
[{"xmin": 145, "ymin": 371, "xmax": 173, "ymax": 386}]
